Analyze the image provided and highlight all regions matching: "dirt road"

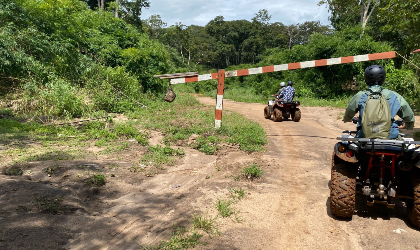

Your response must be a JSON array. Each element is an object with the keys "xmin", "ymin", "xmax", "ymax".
[{"xmin": 196, "ymin": 96, "xmax": 420, "ymax": 250}]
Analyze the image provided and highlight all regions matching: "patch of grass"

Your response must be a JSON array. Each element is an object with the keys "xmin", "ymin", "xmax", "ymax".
[
  {"xmin": 141, "ymin": 145, "xmax": 185, "ymax": 167},
  {"xmin": 103, "ymin": 142, "xmax": 130, "ymax": 154},
  {"xmin": 143, "ymin": 225, "xmax": 205, "ymax": 250},
  {"xmin": 36, "ymin": 196, "xmax": 63, "ymax": 214},
  {"xmin": 44, "ymin": 165, "xmax": 63, "ymax": 175},
  {"xmin": 4, "ymin": 167, "xmax": 23, "ymax": 176},
  {"xmin": 242, "ymin": 164, "xmax": 264, "ymax": 179},
  {"xmin": 192, "ymin": 136, "xmax": 220, "ymax": 155},
  {"xmin": 127, "ymin": 94, "xmax": 267, "ymax": 154},
  {"xmin": 129, "ymin": 165, "xmax": 145, "ymax": 172},
  {"xmin": 191, "ymin": 213, "xmax": 219, "ymax": 235},
  {"xmin": 216, "ymin": 198, "xmax": 235, "ymax": 218},
  {"xmin": 87, "ymin": 174, "xmax": 106, "ymax": 186},
  {"xmin": 229, "ymin": 187, "xmax": 246, "ymax": 200}
]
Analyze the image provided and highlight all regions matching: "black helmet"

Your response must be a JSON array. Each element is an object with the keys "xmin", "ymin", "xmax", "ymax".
[
  {"xmin": 364, "ymin": 65, "xmax": 386, "ymax": 86},
  {"xmin": 287, "ymin": 81, "xmax": 293, "ymax": 86}
]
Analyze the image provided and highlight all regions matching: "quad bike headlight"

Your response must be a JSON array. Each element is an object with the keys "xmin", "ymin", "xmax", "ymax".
[{"xmin": 338, "ymin": 145, "xmax": 346, "ymax": 153}]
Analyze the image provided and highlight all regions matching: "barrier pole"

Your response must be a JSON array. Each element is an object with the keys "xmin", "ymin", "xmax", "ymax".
[{"xmin": 215, "ymin": 69, "xmax": 225, "ymax": 128}]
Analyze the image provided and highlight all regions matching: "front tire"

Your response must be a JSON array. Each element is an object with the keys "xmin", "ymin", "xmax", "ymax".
[
  {"xmin": 407, "ymin": 176, "xmax": 420, "ymax": 228},
  {"xmin": 264, "ymin": 106, "xmax": 271, "ymax": 119},
  {"xmin": 273, "ymin": 108, "xmax": 282, "ymax": 122},
  {"xmin": 330, "ymin": 153, "xmax": 356, "ymax": 218},
  {"xmin": 292, "ymin": 109, "xmax": 301, "ymax": 122}
]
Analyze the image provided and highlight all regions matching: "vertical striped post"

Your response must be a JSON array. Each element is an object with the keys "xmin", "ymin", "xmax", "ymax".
[{"xmin": 215, "ymin": 69, "xmax": 225, "ymax": 129}]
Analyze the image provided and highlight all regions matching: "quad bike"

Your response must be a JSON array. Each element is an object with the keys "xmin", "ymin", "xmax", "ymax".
[
  {"xmin": 330, "ymin": 118, "xmax": 420, "ymax": 228},
  {"xmin": 264, "ymin": 99, "xmax": 301, "ymax": 122}
]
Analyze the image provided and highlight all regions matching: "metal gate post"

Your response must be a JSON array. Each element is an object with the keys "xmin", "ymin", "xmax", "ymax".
[{"xmin": 215, "ymin": 69, "xmax": 225, "ymax": 129}]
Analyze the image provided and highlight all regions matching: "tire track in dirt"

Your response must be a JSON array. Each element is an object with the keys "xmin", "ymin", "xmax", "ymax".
[{"xmin": 196, "ymin": 96, "xmax": 420, "ymax": 250}]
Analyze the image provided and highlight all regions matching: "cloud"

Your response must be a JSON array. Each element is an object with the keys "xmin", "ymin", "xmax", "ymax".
[{"xmin": 142, "ymin": 0, "xmax": 330, "ymax": 27}]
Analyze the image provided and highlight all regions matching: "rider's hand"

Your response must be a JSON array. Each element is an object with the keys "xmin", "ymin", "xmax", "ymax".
[
  {"xmin": 398, "ymin": 122, "xmax": 406, "ymax": 129},
  {"xmin": 271, "ymin": 94, "xmax": 276, "ymax": 97}
]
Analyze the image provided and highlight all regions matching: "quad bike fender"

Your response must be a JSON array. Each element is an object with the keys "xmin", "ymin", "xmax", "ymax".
[{"xmin": 334, "ymin": 142, "xmax": 358, "ymax": 163}]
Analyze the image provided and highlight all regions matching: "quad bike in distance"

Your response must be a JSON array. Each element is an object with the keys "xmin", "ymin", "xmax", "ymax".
[
  {"xmin": 264, "ymin": 99, "xmax": 301, "ymax": 122},
  {"xmin": 330, "ymin": 118, "xmax": 420, "ymax": 228}
]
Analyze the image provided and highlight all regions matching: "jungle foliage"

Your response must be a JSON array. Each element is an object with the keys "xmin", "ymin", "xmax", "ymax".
[{"xmin": 1, "ymin": 0, "xmax": 419, "ymax": 119}]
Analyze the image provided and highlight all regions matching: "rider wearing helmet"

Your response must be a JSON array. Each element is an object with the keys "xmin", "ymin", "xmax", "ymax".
[
  {"xmin": 343, "ymin": 65, "xmax": 415, "ymax": 139},
  {"xmin": 278, "ymin": 81, "xmax": 296, "ymax": 101},
  {"xmin": 272, "ymin": 82, "xmax": 286, "ymax": 99}
]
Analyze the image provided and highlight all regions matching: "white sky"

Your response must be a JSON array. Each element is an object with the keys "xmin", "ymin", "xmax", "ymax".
[{"xmin": 142, "ymin": 0, "xmax": 331, "ymax": 27}]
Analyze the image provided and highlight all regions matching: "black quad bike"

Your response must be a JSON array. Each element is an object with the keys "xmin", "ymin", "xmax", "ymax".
[
  {"xmin": 264, "ymin": 100, "xmax": 301, "ymax": 122},
  {"xmin": 330, "ymin": 118, "xmax": 420, "ymax": 228}
]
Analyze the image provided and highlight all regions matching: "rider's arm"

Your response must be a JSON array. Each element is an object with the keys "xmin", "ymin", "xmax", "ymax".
[
  {"xmin": 395, "ymin": 93, "xmax": 415, "ymax": 130},
  {"xmin": 343, "ymin": 92, "xmax": 364, "ymax": 122}
]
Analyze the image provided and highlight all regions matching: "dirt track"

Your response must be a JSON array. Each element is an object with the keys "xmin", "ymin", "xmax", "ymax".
[
  {"xmin": 1, "ymin": 96, "xmax": 420, "ymax": 250},
  {"xmin": 196, "ymin": 96, "xmax": 420, "ymax": 250}
]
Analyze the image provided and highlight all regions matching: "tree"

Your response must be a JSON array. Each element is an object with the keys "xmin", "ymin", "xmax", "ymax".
[
  {"xmin": 379, "ymin": 0, "xmax": 420, "ymax": 51},
  {"xmin": 144, "ymin": 14, "xmax": 167, "ymax": 39},
  {"xmin": 319, "ymin": 0, "xmax": 381, "ymax": 34},
  {"xmin": 118, "ymin": 0, "xmax": 150, "ymax": 27}
]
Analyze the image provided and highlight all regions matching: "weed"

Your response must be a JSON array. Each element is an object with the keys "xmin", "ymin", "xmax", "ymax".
[
  {"xmin": 110, "ymin": 173, "xmax": 115, "ymax": 177},
  {"xmin": 141, "ymin": 145, "xmax": 185, "ymax": 167},
  {"xmin": 205, "ymin": 175, "xmax": 212, "ymax": 179},
  {"xmin": 191, "ymin": 213, "xmax": 219, "ymax": 235},
  {"xmin": 231, "ymin": 175, "xmax": 241, "ymax": 181},
  {"xmin": 87, "ymin": 174, "xmax": 106, "ymax": 186},
  {"xmin": 143, "ymin": 225, "xmax": 205, "ymax": 250},
  {"xmin": 215, "ymin": 165, "xmax": 220, "ymax": 171},
  {"xmin": 229, "ymin": 188, "xmax": 246, "ymax": 200},
  {"xmin": 216, "ymin": 198, "xmax": 235, "ymax": 218},
  {"xmin": 129, "ymin": 165, "xmax": 145, "ymax": 172},
  {"xmin": 5, "ymin": 168, "xmax": 23, "ymax": 176},
  {"xmin": 44, "ymin": 165, "xmax": 63, "ymax": 175},
  {"xmin": 36, "ymin": 196, "xmax": 63, "ymax": 214},
  {"xmin": 108, "ymin": 164, "xmax": 119, "ymax": 169},
  {"xmin": 242, "ymin": 164, "xmax": 264, "ymax": 179}
]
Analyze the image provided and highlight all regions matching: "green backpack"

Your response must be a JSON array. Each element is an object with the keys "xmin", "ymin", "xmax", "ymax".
[{"xmin": 362, "ymin": 91, "xmax": 392, "ymax": 139}]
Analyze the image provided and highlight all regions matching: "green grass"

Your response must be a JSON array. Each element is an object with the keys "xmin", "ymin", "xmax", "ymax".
[
  {"xmin": 87, "ymin": 174, "xmax": 106, "ymax": 186},
  {"xmin": 141, "ymin": 145, "xmax": 185, "ymax": 167},
  {"xmin": 128, "ymin": 94, "xmax": 267, "ymax": 154},
  {"xmin": 229, "ymin": 187, "xmax": 246, "ymax": 200},
  {"xmin": 216, "ymin": 198, "xmax": 235, "ymax": 218},
  {"xmin": 36, "ymin": 196, "xmax": 63, "ymax": 214},
  {"xmin": 142, "ymin": 225, "xmax": 205, "ymax": 250},
  {"xmin": 191, "ymin": 214, "xmax": 219, "ymax": 235},
  {"xmin": 4, "ymin": 167, "xmax": 23, "ymax": 176},
  {"xmin": 242, "ymin": 164, "xmax": 264, "ymax": 179}
]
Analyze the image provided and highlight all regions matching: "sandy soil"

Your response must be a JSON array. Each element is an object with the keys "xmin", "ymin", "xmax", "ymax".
[{"xmin": 1, "ymin": 97, "xmax": 420, "ymax": 250}]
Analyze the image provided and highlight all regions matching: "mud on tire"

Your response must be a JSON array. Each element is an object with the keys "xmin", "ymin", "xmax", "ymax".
[
  {"xmin": 292, "ymin": 109, "xmax": 301, "ymax": 122},
  {"xmin": 330, "ymin": 153, "xmax": 356, "ymax": 218},
  {"xmin": 407, "ymin": 175, "xmax": 420, "ymax": 228},
  {"xmin": 264, "ymin": 106, "xmax": 271, "ymax": 119},
  {"xmin": 273, "ymin": 108, "xmax": 282, "ymax": 122}
]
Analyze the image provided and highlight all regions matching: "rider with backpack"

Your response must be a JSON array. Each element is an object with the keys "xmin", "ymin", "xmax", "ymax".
[{"xmin": 343, "ymin": 65, "xmax": 415, "ymax": 139}]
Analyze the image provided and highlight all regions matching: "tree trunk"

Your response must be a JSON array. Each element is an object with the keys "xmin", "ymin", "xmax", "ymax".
[
  {"xmin": 101, "ymin": 0, "xmax": 105, "ymax": 10},
  {"xmin": 360, "ymin": 0, "xmax": 380, "ymax": 37},
  {"xmin": 115, "ymin": 0, "xmax": 119, "ymax": 18}
]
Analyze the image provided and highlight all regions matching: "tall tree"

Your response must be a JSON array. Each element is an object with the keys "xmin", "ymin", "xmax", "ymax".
[{"xmin": 319, "ymin": 0, "xmax": 380, "ymax": 34}]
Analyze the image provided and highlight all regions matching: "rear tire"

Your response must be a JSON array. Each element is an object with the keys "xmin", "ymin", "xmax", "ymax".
[
  {"xmin": 273, "ymin": 108, "xmax": 282, "ymax": 122},
  {"xmin": 330, "ymin": 153, "xmax": 356, "ymax": 218},
  {"xmin": 264, "ymin": 106, "xmax": 271, "ymax": 119},
  {"xmin": 292, "ymin": 109, "xmax": 301, "ymax": 122},
  {"xmin": 407, "ymin": 176, "xmax": 420, "ymax": 228}
]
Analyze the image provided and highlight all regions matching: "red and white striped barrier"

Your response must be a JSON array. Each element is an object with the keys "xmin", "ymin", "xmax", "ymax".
[{"xmin": 170, "ymin": 51, "xmax": 396, "ymax": 85}]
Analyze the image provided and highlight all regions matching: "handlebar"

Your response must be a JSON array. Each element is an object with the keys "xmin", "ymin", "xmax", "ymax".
[{"xmin": 351, "ymin": 117, "xmax": 404, "ymax": 126}]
